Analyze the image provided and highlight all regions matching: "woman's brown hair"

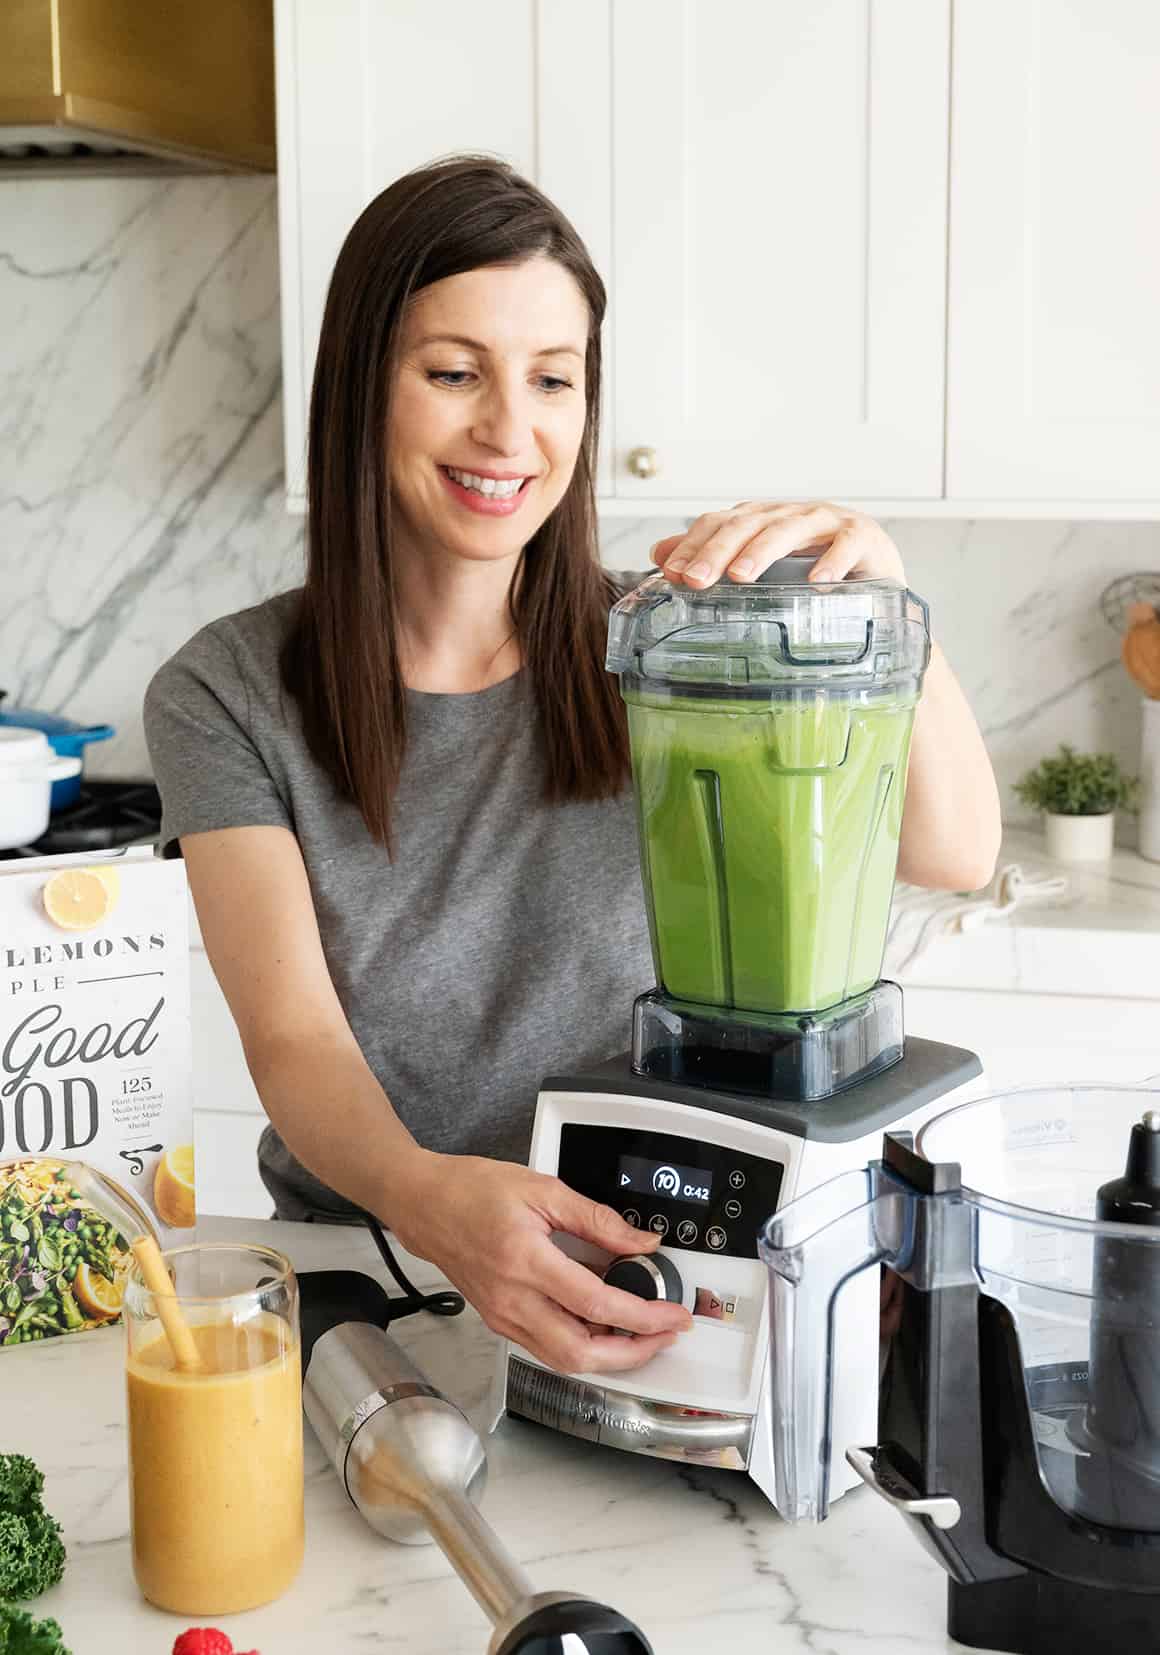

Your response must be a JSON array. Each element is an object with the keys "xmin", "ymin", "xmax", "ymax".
[{"xmin": 281, "ymin": 155, "xmax": 630, "ymax": 851}]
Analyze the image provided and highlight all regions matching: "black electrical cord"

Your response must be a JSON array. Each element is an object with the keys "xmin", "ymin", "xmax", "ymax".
[{"xmin": 363, "ymin": 1213, "xmax": 465, "ymax": 1321}]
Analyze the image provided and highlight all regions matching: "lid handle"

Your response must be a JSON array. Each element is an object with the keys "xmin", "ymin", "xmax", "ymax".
[{"xmin": 775, "ymin": 617, "xmax": 874, "ymax": 669}]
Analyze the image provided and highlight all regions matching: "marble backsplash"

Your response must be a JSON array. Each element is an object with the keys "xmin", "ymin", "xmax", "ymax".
[{"xmin": 2, "ymin": 175, "xmax": 1158, "ymax": 828}]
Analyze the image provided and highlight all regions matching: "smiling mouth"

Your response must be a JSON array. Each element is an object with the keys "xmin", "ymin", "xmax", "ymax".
[{"xmin": 441, "ymin": 466, "xmax": 531, "ymax": 499}]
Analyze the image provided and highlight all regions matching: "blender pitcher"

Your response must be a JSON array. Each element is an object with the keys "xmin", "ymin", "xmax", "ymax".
[
  {"xmin": 607, "ymin": 554, "xmax": 930, "ymax": 1100},
  {"xmin": 758, "ymin": 1086, "xmax": 1160, "ymax": 1655}
]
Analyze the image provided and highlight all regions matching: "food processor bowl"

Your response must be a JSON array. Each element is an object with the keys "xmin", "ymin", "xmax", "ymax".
[
  {"xmin": 759, "ymin": 1086, "xmax": 1160, "ymax": 1534},
  {"xmin": 918, "ymin": 1086, "xmax": 1160, "ymax": 1530}
]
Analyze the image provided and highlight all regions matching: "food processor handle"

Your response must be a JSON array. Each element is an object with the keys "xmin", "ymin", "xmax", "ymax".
[{"xmin": 759, "ymin": 1163, "xmax": 917, "ymax": 1522}]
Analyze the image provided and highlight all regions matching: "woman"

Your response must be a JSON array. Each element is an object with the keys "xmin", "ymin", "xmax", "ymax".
[{"xmin": 145, "ymin": 156, "xmax": 1000, "ymax": 1378}]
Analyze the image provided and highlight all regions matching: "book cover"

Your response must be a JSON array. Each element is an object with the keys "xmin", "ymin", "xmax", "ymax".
[{"xmin": 0, "ymin": 847, "xmax": 193, "ymax": 1347}]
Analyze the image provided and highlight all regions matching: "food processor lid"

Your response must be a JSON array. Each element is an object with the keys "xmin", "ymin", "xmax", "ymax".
[{"xmin": 606, "ymin": 561, "xmax": 930, "ymax": 692}]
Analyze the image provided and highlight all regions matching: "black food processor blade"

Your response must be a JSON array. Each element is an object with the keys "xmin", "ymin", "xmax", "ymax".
[{"xmin": 1072, "ymin": 1109, "xmax": 1160, "ymax": 1527}]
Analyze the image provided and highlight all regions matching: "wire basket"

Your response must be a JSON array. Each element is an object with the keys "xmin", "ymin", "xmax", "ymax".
[{"xmin": 1100, "ymin": 573, "xmax": 1160, "ymax": 634}]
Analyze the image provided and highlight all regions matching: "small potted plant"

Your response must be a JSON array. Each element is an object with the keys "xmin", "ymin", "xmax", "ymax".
[{"xmin": 1014, "ymin": 744, "xmax": 1140, "ymax": 863}]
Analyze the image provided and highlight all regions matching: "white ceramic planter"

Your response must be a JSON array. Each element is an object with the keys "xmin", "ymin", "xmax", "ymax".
[
  {"xmin": 1139, "ymin": 696, "xmax": 1160, "ymax": 863},
  {"xmin": 1043, "ymin": 810, "xmax": 1115, "ymax": 864},
  {"xmin": 0, "ymin": 728, "xmax": 82, "ymax": 849}
]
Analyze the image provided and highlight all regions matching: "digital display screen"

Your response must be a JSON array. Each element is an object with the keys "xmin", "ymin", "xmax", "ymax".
[{"xmin": 617, "ymin": 1154, "xmax": 713, "ymax": 1207}]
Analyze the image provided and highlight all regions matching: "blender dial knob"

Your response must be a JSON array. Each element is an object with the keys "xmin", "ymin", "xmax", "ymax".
[{"xmin": 603, "ymin": 1252, "xmax": 684, "ymax": 1304}]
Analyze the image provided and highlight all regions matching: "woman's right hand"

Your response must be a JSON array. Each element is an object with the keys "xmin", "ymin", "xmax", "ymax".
[{"xmin": 388, "ymin": 1149, "xmax": 694, "ymax": 1375}]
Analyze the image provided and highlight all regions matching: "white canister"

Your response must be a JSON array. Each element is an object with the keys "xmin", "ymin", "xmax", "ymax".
[
  {"xmin": 1043, "ymin": 810, "xmax": 1115, "ymax": 863},
  {"xmin": 0, "ymin": 728, "xmax": 83, "ymax": 849},
  {"xmin": 1139, "ymin": 696, "xmax": 1160, "ymax": 863}
]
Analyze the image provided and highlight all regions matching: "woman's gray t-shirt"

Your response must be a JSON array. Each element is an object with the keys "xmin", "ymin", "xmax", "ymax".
[{"xmin": 143, "ymin": 588, "xmax": 654, "ymax": 1221}]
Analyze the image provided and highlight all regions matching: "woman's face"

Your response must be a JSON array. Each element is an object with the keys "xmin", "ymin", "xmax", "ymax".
[{"xmin": 388, "ymin": 256, "xmax": 590, "ymax": 567}]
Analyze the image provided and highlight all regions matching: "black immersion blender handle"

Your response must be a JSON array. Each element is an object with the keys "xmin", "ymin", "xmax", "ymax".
[{"xmin": 489, "ymin": 1594, "xmax": 654, "ymax": 1654}]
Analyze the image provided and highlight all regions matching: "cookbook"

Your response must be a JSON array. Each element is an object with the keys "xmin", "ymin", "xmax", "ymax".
[{"xmin": 0, "ymin": 846, "xmax": 193, "ymax": 1347}]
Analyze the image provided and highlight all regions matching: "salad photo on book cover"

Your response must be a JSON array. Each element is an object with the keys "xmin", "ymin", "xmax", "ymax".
[{"xmin": 0, "ymin": 848, "xmax": 192, "ymax": 1347}]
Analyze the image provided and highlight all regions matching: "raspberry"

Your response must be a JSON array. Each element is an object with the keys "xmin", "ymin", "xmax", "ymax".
[{"xmin": 172, "ymin": 1631, "xmax": 234, "ymax": 1655}]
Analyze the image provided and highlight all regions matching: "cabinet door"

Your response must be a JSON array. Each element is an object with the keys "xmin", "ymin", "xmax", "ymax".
[
  {"xmin": 609, "ymin": 0, "xmax": 950, "ymax": 505},
  {"xmin": 276, "ymin": 0, "xmax": 544, "ymax": 509},
  {"xmin": 947, "ymin": 0, "xmax": 1160, "ymax": 502}
]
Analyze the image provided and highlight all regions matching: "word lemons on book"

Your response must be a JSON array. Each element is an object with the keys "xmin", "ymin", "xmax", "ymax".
[
  {"xmin": 153, "ymin": 1145, "xmax": 196, "ymax": 1230},
  {"xmin": 41, "ymin": 867, "xmax": 121, "ymax": 932}
]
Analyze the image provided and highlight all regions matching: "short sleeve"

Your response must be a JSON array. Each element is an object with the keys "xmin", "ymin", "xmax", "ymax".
[{"xmin": 143, "ymin": 624, "xmax": 292, "ymax": 858}]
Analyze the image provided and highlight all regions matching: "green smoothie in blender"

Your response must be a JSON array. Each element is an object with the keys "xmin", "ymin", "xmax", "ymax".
[
  {"xmin": 625, "ymin": 689, "xmax": 914, "ymax": 1014},
  {"xmin": 607, "ymin": 561, "xmax": 931, "ymax": 1029}
]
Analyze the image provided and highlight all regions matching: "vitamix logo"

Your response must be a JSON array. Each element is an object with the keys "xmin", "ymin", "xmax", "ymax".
[
  {"xmin": 1006, "ymin": 1114, "xmax": 1075, "ymax": 1149},
  {"xmin": 581, "ymin": 1404, "xmax": 652, "ymax": 1439}
]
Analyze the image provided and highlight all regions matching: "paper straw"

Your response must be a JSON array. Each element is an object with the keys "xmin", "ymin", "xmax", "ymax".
[{"xmin": 130, "ymin": 1234, "xmax": 204, "ymax": 1374}]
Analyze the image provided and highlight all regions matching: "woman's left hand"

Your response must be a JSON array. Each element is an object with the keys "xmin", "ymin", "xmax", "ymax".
[{"xmin": 651, "ymin": 501, "xmax": 906, "ymax": 587}]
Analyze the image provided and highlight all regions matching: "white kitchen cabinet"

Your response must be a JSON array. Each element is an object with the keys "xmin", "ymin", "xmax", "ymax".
[
  {"xmin": 274, "ymin": 0, "xmax": 612, "ymax": 509},
  {"xmin": 608, "ymin": 0, "xmax": 950, "ymax": 505},
  {"xmin": 276, "ymin": 0, "xmax": 1160, "ymax": 519},
  {"xmin": 275, "ymin": 0, "xmax": 948, "ymax": 512},
  {"xmin": 190, "ymin": 949, "xmax": 270, "ymax": 1218},
  {"xmin": 946, "ymin": 0, "xmax": 1160, "ymax": 503},
  {"xmin": 195, "ymin": 1111, "xmax": 270, "ymax": 1222}
]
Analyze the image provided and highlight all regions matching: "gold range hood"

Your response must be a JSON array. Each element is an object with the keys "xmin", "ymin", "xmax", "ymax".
[{"xmin": 0, "ymin": 0, "xmax": 275, "ymax": 175}]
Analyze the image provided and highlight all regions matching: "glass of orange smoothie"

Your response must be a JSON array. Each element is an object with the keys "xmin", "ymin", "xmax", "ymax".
[{"xmin": 124, "ymin": 1242, "xmax": 304, "ymax": 1615}]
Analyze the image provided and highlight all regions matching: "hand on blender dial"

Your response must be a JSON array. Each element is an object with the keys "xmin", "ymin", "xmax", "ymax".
[
  {"xmin": 651, "ymin": 500, "xmax": 906, "ymax": 587},
  {"xmin": 390, "ymin": 1150, "xmax": 692, "ymax": 1374}
]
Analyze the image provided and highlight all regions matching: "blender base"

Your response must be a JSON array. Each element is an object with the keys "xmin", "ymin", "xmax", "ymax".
[
  {"xmin": 632, "ymin": 980, "xmax": 903, "ymax": 1102},
  {"xmin": 948, "ymin": 1572, "xmax": 1160, "ymax": 1654}
]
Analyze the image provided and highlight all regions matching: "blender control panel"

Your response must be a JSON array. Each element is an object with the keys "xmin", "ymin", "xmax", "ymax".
[{"xmin": 558, "ymin": 1123, "xmax": 784, "ymax": 1261}]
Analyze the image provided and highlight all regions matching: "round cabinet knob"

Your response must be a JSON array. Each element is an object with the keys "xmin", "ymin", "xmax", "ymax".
[
  {"xmin": 603, "ymin": 1252, "xmax": 684, "ymax": 1304},
  {"xmin": 626, "ymin": 445, "xmax": 661, "ymax": 481}
]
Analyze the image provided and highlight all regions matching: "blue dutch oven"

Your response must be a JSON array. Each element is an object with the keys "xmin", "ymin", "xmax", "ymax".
[{"xmin": 0, "ymin": 691, "xmax": 114, "ymax": 809}]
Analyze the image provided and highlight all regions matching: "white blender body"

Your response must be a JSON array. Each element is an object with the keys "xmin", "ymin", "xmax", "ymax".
[
  {"xmin": 492, "ymin": 1043, "xmax": 985, "ymax": 1507},
  {"xmin": 491, "ymin": 556, "xmax": 981, "ymax": 1507}
]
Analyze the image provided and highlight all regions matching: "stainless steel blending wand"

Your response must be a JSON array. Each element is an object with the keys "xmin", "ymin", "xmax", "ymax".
[{"xmin": 298, "ymin": 1272, "xmax": 654, "ymax": 1654}]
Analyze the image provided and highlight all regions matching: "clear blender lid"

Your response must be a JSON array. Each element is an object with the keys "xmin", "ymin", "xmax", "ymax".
[{"xmin": 607, "ymin": 552, "xmax": 930, "ymax": 693}]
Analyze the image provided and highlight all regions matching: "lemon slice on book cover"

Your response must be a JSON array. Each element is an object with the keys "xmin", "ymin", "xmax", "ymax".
[
  {"xmin": 41, "ymin": 867, "xmax": 119, "ymax": 931},
  {"xmin": 153, "ymin": 1145, "xmax": 196, "ymax": 1229},
  {"xmin": 89, "ymin": 864, "xmax": 121, "ymax": 902},
  {"xmin": 73, "ymin": 1260, "xmax": 125, "ymax": 1321}
]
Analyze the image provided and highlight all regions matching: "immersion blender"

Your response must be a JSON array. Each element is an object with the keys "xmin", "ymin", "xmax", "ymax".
[{"xmin": 298, "ymin": 1269, "xmax": 654, "ymax": 1654}]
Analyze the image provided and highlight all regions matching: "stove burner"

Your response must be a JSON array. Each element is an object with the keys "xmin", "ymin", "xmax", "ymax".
[{"xmin": 0, "ymin": 779, "xmax": 161, "ymax": 858}]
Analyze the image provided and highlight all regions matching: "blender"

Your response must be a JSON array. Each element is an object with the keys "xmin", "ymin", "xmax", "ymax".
[
  {"xmin": 759, "ymin": 1086, "xmax": 1160, "ymax": 1653},
  {"xmin": 491, "ymin": 556, "xmax": 984, "ymax": 1506}
]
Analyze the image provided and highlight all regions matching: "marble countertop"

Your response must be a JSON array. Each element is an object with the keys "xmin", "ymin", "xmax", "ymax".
[
  {"xmin": 890, "ymin": 826, "xmax": 1160, "ymax": 997},
  {"xmin": 13, "ymin": 1215, "xmax": 978, "ymax": 1655}
]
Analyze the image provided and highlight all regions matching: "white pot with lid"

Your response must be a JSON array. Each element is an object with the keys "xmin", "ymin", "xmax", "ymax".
[{"xmin": 0, "ymin": 728, "xmax": 83, "ymax": 850}]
